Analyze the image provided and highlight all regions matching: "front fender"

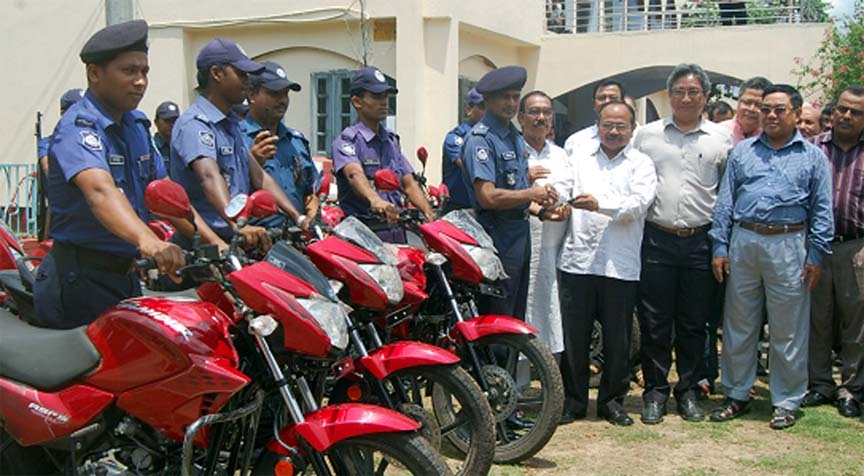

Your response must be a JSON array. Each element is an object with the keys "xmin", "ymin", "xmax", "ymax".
[
  {"xmin": 266, "ymin": 403, "xmax": 420, "ymax": 453},
  {"xmin": 455, "ymin": 314, "xmax": 538, "ymax": 342},
  {"xmin": 359, "ymin": 341, "xmax": 460, "ymax": 379}
]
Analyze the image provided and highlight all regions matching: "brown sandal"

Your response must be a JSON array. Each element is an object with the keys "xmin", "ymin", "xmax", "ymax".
[
  {"xmin": 769, "ymin": 408, "xmax": 796, "ymax": 430},
  {"xmin": 710, "ymin": 398, "xmax": 750, "ymax": 422}
]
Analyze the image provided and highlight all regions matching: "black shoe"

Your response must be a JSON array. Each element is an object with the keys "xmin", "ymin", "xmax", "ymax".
[
  {"xmin": 599, "ymin": 403, "xmax": 633, "ymax": 426},
  {"xmin": 801, "ymin": 391, "xmax": 833, "ymax": 408},
  {"xmin": 505, "ymin": 413, "xmax": 535, "ymax": 430},
  {"xmin": 756, "ymin": 362, "xmax": 768, "ymax": 377},
  {"xmin": 559, "ymin": 410, "xmax": 586, "ymax": 425},
  {"xmin": 640, "ymin": 401, "xmax": 666, "ymax": 425},
  {"xmin": 677, "ymin": 398, "xmax": 705, "ymax": 422},
  {"xmin": 836, "ymin": 397, "xmax": 861, "ymax": 418}
]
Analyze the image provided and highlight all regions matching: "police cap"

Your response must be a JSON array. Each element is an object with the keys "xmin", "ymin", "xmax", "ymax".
[
  {"xmin": 155, "ymin": 101, "xmax": 180, "ymax": 120},
  {"xmin": 80, "ymin": 19, "xmax": 149, "ymax": 64},
  {"xmin": 196, "ymin": 38, "xmax": 263, "ymax": 73},
  {"xmin": 59, "ymin": 89, "xmax": 84, "ymax": 112},
  {"xmin": 465, "ymin": 87, "xmax": 484, "ymax": 106},
  {"xmin": 250, "ymin": 61, "xmax": 302, "ymax": 92},
  {"xmin": 475, "ymin": 66, "xmax": 527, "ymax": 95},
  {"xmin": 350, "ymin": 66, "xmax": 397, "ymax": 95}
]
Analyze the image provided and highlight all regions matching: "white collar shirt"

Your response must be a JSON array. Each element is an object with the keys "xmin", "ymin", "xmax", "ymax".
[{"xmin": 554, "ymin": 143, "xmax": 657, "ymax": 281}]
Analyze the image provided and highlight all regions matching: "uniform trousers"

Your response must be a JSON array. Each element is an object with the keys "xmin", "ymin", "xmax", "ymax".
[
  {"xmin": 638, "ymin": 225, "xmax": 715, "ymax": 403},
  {"xmin": 809, "ymin": 237, "xmax": 864, "ymax": 400},
  {"xmin": 477, "ymin": 218, "xmax": 530, "ymax": 321},
  {"xmin": 721, "ymin": 226, "xmax": 810, "ymax": 411},
  {"xmin": 559, "ymin": 273, "xmax": 636, "ymax": 414}
]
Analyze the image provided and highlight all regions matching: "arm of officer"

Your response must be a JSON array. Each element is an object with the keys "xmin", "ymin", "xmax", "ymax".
[
  {"xmin": 341, "ymin": 162, "xmax": 398, "ymax": 222},
  {"xmin": 73, "ymin": 168, "xmax": 183, "ymax": 273},
  {"xmin": 164, "ymin": 200, "xmax": 229, "ymax": 253},
  {"xmin": 402, "ymin": 173, "xmax": 435, "ymax": 222},
  {"xmin": 248, "ymin": 156, "xmax": 302, "ymax": 221},
  {"xmin": 474, "ymin": 180, "xmax": 555, "ymax": 210}
]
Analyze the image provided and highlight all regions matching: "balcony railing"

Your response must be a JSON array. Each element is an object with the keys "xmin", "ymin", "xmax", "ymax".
[
  {"xmin": 545, "ymin": 0, "xmax": 826, "ymax": 34},
  {"xmin": 0, "ymin": 164, "xmax": 38, "ymax": 237}
]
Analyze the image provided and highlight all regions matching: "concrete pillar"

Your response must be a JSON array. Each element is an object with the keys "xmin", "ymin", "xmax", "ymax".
[{"xmin": 105, "ymin": 0, "xmax": 133, "ymax": 25}]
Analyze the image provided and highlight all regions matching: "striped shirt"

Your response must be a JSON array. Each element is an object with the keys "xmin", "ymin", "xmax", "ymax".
[
  {"xmin": 809, "ymin": 131, "xmax": 864, "ymax": 239},
  {"xmin": 710, "ymin": 131, "xmax": 834, "ymax": 266}
]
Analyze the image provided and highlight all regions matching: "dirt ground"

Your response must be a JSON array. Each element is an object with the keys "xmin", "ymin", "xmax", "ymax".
[{"xmin": 483, "ymin": 376, "xmax": 864, "ymax": 476}]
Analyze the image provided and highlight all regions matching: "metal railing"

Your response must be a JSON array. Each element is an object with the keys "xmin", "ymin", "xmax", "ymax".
[
  {"xmin": 0, "ymin": 164, "xmax": 39, "ymax": 237},
  {"xmin": 545, "ymin": 0, "xmax": 825, "ymax": 34}
]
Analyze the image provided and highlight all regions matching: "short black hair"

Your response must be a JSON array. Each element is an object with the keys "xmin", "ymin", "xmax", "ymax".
[
  {"xmin": 196, "ymin": 63, "xmax": 229, "ymax": 93},
  {"xmin": 762, "ymin": 84, "xmax": 803, "ymax": 109},
  {"xmin": 739, "ymin": 76, "xmax": 773, "ymax": 95},
  {"xmin": 592, "ymin": 79, "xmax": 625, "ymax": 100},
  {"xmin": 708, "ymin": 101, "xmax": 733, "ymax": 121},
  {"xmin": 597, "ymin": 100, "xmax": 636, "ymax": 126},
  {"xmin": 519, "ymin": 90, "xmax": 553, "ymax": 114},
  {"xmin": 667, "ymin": 64, "xmax": 711, "ymax": 93},
  {"xmin": 837, "ymin": 85, "xmax": 864, "ymax": 101}
]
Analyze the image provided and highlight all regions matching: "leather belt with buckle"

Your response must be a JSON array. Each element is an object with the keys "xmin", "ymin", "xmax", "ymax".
[
  {"xmin": 647, "ymin": 222, "xmax": 710, "ymax": 238},
  {"xmin": 738, "ymin": 222, "xmax": 805, "ymax": 235}
]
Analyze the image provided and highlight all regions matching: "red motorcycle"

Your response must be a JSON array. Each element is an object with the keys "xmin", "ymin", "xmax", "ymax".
[
  {"xmin": 370, "ymin": 169, "xmax": 565, "ymax": 464},
  {"xmin": 0, "ymin": 180, "xmax": 452, "ymax": 476}
]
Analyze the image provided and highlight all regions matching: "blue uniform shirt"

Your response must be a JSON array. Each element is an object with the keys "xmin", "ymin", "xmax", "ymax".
[
  {"xmin": 153, "ymin": 132, "xmax": 170, "ymax": 171},
  {"xmin": 331, "ymin": 121, "xmax": 414, "ymax": 220},
  {"xmin": 37, "ymin": 137, "xmax": 50, "ymax": 158},
  {"xmin": 709, "ymin": 131, "xmax": 834, "ymax": 266},
  {"xmin": 442, "ymin": 121, "xmax": 476, "ymax": 208},
  {"xmin": 461, "ymin": 113, "xmax": 530, "ymax": 212},
  {"xmin": 241, "ymin": 117, "xmax": 319, "ymax": 227},
  {"xmin": 46, "ymin": 90, "xmax": 165, "ymax": 256},
  {"xmin": 171, "ymin": 96, "xmax": 251, "ymax": 240}
]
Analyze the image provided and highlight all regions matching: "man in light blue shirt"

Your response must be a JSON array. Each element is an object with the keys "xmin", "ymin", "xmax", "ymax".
[{"xmin": 708, "ymin": 84, "xmax": 834, "ymax": 430}]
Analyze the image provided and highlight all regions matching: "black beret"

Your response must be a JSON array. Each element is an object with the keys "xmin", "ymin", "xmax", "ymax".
[
  {"xmin": 80, "ymin": 19, "xmax": 149, "ymax": 64},
  {"xmin": 475, "ymin": 66, "xmax": 527, "ymax": 95}
]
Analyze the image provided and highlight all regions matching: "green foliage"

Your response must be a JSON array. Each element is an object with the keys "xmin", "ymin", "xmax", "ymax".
[{"xmin": 793, "ymin": 9, "xmax": 864, "ymax": 102}]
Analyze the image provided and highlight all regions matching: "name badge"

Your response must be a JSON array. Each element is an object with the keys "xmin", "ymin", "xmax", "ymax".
[
  {"xmin": 108, "ymin": 154, "xmax": 125, "ymax": 165},
  {"xmin": 362, "ymin": 157, "xmax": 380, "ymax": 166},
  {"xmin": 220, "ymin": 146, "xmax": 234, "ymax": 156},
  {"xmin": 502, "ymin": 151, "xmax": 516, "ymax": 161},
  {"xmin": 138, "ymin": 154, "xmax": 151, "ymax": 162}
]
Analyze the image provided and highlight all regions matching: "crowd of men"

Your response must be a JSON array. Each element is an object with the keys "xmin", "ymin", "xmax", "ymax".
[{"xmin": 34, "ymin": 19, "xmax": 863, "ymax": 432}]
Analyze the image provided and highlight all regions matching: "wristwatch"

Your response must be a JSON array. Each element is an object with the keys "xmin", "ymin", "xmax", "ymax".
[
  {"xmin": 537, "ymin": 207, "xmax": 549, "ymax": 221},
  {"xmin": 297, "ymin": 215, "xmax": 308, "ymax": 226}
]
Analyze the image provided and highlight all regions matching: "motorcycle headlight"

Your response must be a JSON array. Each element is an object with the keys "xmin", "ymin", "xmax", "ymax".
[
  {"xmin": 358, "ymin": 263, "xmax": 404, "ymax": 305},
  {"xmin": 460, "ymin": 243, "xmax": 508, "ymax": 281},
  {"xmin": 296, "ymin": 295, "xmax": 349, "ymax": 350}
]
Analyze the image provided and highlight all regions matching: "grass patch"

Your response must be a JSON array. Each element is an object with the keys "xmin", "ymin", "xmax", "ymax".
[
  {"xmin": 740, "ymin": 451, "xmax": 864, "ymax": 476},
  {"xmin": 604, "ymin": 427, "xmax": 660, "ymax": 444},
  {"xmin": 676, "ymin": 468, "xmax": 722, "ymax": 476}
]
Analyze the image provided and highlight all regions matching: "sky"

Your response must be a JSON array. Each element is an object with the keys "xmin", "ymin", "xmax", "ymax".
[{"xmin": 827, "ymin": 0, "xmax": 855, "ymax": 18}]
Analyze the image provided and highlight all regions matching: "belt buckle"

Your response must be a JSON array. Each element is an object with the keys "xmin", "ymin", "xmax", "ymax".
[{"xmin": 676, "ymin": 228, "xmax": 691, "ymax": 238}]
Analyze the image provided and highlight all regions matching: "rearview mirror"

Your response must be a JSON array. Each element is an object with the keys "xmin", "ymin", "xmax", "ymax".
[
  {"xmin": 416, "ymin": 146, "xmax": 428, "ymax": 167},
  {"xmin": 373, "ymin": 169, "xmax": 401, "ymax": 192},
  {"xmin": 145, "ymin": 180, "xmax": 193, "ymax": 220}
]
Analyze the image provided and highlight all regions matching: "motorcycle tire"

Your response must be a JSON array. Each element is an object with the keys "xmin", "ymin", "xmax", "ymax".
[
  {"xmin": 317, "ymin": 432, "xmax": 454, "ymax": 476},
  {"xmin": 0, "ymin": 429, "xmax": 60, "ymax": 475},
  {"xmin": 387, "ymin": 364, "xmax": 495, "ymax": 476},
  {"xmin": 469, "ymin": 333, "xmax": 564, "ymax": 464}
]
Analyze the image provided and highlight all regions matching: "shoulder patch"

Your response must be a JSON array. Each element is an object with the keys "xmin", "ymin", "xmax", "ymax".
[
  {"xmin": 341, "ymin": 143, "xmax": 356, "ymax": 156},
  {"xmin": 476, "ymin": 146, "xmax": 489, "ymax": 162},
  {"xmin": 80, "ymin": 130, "xmax": 102, "ymax": 151},
  {"xmin": 199, "ymin": 130, "xmax": 215, "ymax": 148},
  {"xmin": 193, "ymin": 114, "xmax": 210, "ymax": 124},
  {"xmin": 289, "ymin": 128, "xmax": 307, "ymax": 141},
  {"xmin": 454, "ymin": 136, "xmax": 464, "ymax": 146},
  {"xmin": 74, "ymin": 118, "xmax": 96, "ymax": 129}
]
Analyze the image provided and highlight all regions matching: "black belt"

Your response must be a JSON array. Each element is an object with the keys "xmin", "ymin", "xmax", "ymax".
[
  {"xmin": 53, "ymin": 242, "xmax": 135, "ymax": 275},
  {"xmin": 738, "ymin": 222, "xmax": 805, "ymax": 235},
  {"xmin": 833, "ymin": 231, "xmax": 864, "ymax": 243},
  {"xmin": 647, "ymin": 221, "xmax": 710, "ymax": 238},
  {"xmin": 479, "ymin": 209, "xmax": 528, "ymax": 222}
]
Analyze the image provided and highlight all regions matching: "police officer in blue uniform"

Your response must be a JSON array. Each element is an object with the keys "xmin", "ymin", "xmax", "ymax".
[
  {"xmin": 441, "ymin": 87, "xmax": 485, "ymax": 212},
  {"xmin": 171, "ymin": 38, "xmax": 303, "ymax": 249},
  {"xmin": 461, "ymin": 66, "xmax": 558, "ymax": 320},
  {"xmin": 331, "ymin": 66, "xmax": 434, "ymax": 244},
  {"xmin": 153, "ymin": 100, "xmax": 180, "ymax": 170},
  {"xmin": 34, "ymin": 20, "xmax": 188, "ymax": 329},
  {"xmin": 241, "ymin": 61, "xmax": 319, "ymax": 230}
]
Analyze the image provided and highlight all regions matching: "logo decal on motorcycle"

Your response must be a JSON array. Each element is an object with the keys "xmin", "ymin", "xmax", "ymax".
[
  {"xmin": 117, "ymin": 302, "xmax": 194, "ymax": 340},
  {"xmin": 28, "ymin": 402, "xmax": 70, "ymax": 425},
  {"xmin": 199, "ymin": 131, "xmax": 215, "ymax": 148},
  {"xmin": 81, "ymin": 131, "xmax": 102, "ymax": 151},
  {"xmin": 341, "ymin": 143, "xmax": 356, "ymax": 156},
  {"xmin": 476, "ymin": 147, "xmax": 489, "ymax": 162}
]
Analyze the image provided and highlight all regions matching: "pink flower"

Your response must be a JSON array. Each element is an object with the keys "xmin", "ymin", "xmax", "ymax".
[
  {"xmin": 811, "ymin": 68, "xmax": 821, "ymax": 76},
  {"xmin": 838, "ymin": 65, "xmax": 849, "ymax": 74},
  {"xmin": 793, "ymin": 56, "xmax": 802, "ymax": 64}
]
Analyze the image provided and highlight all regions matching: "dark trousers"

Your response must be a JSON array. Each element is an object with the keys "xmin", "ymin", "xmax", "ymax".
[
  {"xmin": 559, "ymin": 273, "xmax": 636, "ymax": 414},
  {"xmin": 638, "ymin": 225, "xmax": 716, "ymax": 402},
  {"xmin": 477, "ymin": 219, "xmax": 530, "ymax": 320},
  {"xmin": 718, "ymin": 2, "xmax": 747, "ymax": 25},
  {"xmin": 698, "ymin": 282, "xmax": 725, "ymax": 388},
  {"xmin": 33, "ymin": 244, "xmax": 141, "ymax": 329}
]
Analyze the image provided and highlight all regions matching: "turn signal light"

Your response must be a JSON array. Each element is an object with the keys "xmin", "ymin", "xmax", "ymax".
[
  {"xmin": 347, "ymin": 384, "xmax": 364, "ymax": 401},
  {"xmin": 274, "ymin": 457, "xmax": 295, "ymax": 476}
]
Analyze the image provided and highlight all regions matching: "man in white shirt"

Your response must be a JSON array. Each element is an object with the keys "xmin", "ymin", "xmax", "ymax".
[
  {"xmin": 564, "ymin": 79, "xmax": 626, "ymax": 156},
  {"xmin": 556, "ymin": 101, "xmax": 657, "ymax": 425}
]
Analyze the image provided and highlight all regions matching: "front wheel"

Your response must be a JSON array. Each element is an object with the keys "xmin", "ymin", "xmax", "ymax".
[
  {"xmin": 319, "ymin": 432, "xmax": 454, "ymax": 476},
  {"xmin": 468, "ymin": 333, "xmax": 564, "ymax": 464}
]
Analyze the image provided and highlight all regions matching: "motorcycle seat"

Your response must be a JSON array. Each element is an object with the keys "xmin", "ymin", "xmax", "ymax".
[
  {"xmin": 0, "ymin": 270, "xmax": 36, "ymax": 322},
  {"xmin": 0, "ymin": 308, "xmax": 101, "ymax": 391}
]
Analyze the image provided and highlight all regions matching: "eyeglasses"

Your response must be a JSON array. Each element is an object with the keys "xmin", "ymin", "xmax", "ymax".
[
  {"xmin": 759, "ymin": 105, "xmax": 794, "ymax": 116},
  {"xmin": 835, "ymin": 105, "xmax": 864, "ymax": 118},
  {"xmin": 670, "ymin": 88, "xmax": 704, "ymax": 98},
  {"xmin": 739, "ymin": 99, "xmax": 761, "ymax": 108},
  {"xmin": 525, "ymin": 108, "xmax": 554, "ymax": 117},
  {"xmin": 594, "ymin": 94, "xmax": 620, "ymax": 102},
  {"xmin": 599, "ymin": 122, "xmax": 632, "ymax": 132}
]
